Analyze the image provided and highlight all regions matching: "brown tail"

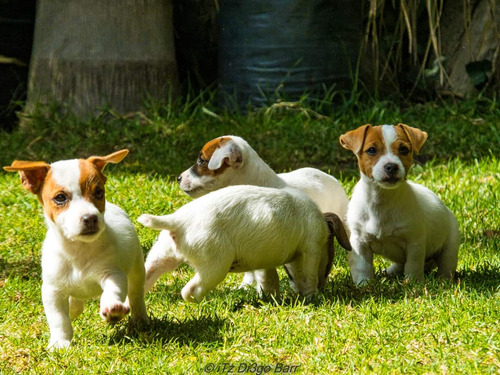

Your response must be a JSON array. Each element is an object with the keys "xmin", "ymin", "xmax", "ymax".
[
  {"xmin": 323, "ymin": 212, "xmax": 351, "ymax": 251},
  {"xmin": 322, "ymin": 212, "xmax": 351, "ymax": 280}
]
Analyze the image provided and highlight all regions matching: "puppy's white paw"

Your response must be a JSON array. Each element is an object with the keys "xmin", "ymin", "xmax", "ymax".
[
  {"xmin": 137, "ymin": 214, "xmax": 154, "ymax": 228},
  {"xmin": 100, "ymin": 301, "xmax": 130, "ymax": 323},
  {"xmin": 48, "ymin": 338, "xmax": 71, "ymax": 351}
]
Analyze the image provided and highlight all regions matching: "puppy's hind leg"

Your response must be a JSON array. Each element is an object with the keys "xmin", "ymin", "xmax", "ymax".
[
  {"xmin": 181, "ymin": 260, "xmax": 233, "ymax": 302},
  {"xmin": 239, "ymin": 271, "xmax": 256, "ymax": 289},
  {"xmin": 253, "ymin": 269, "xmax": 280, "ymax": 297},
  {"xmin": 285, "ymin": 246, "xmax": 320, "ymax": 299},
  {"xmin": 144, "ymin": 230, "xmax": 183, "ymax": 292}
]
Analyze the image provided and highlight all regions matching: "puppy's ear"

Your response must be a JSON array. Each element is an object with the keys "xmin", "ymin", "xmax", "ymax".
[
  {"xmin": 88, "ymin": 149, "xmax": 129, "ymax": 171},
  {"xmin": 339, "ymin": 124, "xmax": 371, "ymax": 154},
  {"xmin": 397, "ymin": 124, "xmax": 428, "ymax": 153},
  {"xmin": 208, "ymin": 141, "xmax": 243, "ymax": 170},
  {"xmin": 4, "ymin": 161, "xmax": 51, "ymax": 194}
]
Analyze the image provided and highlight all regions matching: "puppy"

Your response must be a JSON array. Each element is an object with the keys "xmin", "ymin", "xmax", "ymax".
[
  {"xmin": 146, "ymin": 135, "xmax": 350, "ymax": 292},
  {"xmin": 339, "ymin": 123, "xmax": 460, "ymax": 285},
  {"xmin": 4, "ymin": 150, "xmax": 149, "ymax": 349},
  {"xmin": 138, "ymin": 185, "xmax": 344, "ymax": 301}
]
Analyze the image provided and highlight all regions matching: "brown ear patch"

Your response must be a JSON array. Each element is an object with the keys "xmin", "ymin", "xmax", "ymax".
[
  {"xmin": 396, "ymin": 123, "xmax": 428, "ymax": 153},
  {"xmin": 87, "ymin": 149, "xmax": 129, "ymax": 171},
  {"xmin": 191, "ymin": 137, "xmax": 234, "ymax": 177},
  {"xmin": 339, "ymin": 124, "xmax": 371, "ymax": 154},
  {"xmin": 3, "ymin": 161, "xmax": 51, "ymax": 195}
]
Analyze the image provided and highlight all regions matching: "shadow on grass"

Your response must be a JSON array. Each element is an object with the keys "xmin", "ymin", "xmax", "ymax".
[
  {"xmin": 109, "ymin": 313, "xmax": 226, "ymax": 347},
  {"xmin": 0, "ymin": 256, "xmax": 41, "ymax": 280},
  {"xmin": 228, "ymin": 262, "xmax": 500, "ymax": 311}
]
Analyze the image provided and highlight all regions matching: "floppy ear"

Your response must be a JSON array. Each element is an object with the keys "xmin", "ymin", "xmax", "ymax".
[
  {"xmin": 397, "ymin": 123, "xmax": 428, "ymax": 153},
  {"xmin": 3, "ymin": 161, "xmax": 51, "ymax": 194},
  {"xmin": 207, "ymin": 141, "xmax": 243, "ymax": 170},
  {"xmin": 88, "ymin": 149, "xmax": 129, "ymax": 171},
  {"xmin": 339, "ymin": 124, "xmax": 371, "ymax": 154}
]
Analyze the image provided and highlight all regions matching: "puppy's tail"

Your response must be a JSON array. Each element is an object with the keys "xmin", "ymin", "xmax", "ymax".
[
  {"xmin": 324, "ymin": 212, "xmax": 351, "ymax": 252},
  {"xmin": 137, "ymin": 214, "xmax": 177, "ymax": 231}
]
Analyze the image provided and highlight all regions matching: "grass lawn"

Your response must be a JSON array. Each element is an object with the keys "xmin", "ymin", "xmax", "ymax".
[{"xmin": 0, "ymin": 97, "xmax": 498, "ymax": 374}]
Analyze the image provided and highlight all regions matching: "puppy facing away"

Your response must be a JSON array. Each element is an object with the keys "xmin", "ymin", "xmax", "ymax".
[
  {"xmin": 339, "ymin": 124, "xmax": 460, "ymax": 285},
  {"xmin": 4, "ymin": 150, "xmax": 149, "ymax": 349},
  {"xmin": 138, "ymin": 185, "xmax": 349, "ymax": 302},
  {"xmin": 145, "ymin": 135, "xmax": 350, "ymax": 292}
]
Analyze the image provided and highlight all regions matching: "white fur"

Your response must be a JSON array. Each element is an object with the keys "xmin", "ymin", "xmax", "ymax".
[
  {"xmin": 347, "ymin": 142, "xmax": 460, "ymax": 285},
  {"xmin": 40, "ymin": 163, "xmax": 148, "ymax": 349},
  {"xmin": 145, "ymin": 135, "xmax": 349, "ymax": 293},
  {"xmin": 371, "ymin": 126, "xmax": 405, "ymax": 189},
  {"xmin": 139, "ymin": 186, "xmax": 330, "ymax": 301}
]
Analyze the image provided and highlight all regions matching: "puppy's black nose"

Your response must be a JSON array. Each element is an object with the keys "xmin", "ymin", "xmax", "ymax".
[
  {"xmin": 81, "ymin": 214, "xmax": 98, "ymax": 233},
  {"xmin": 384, "ymin": 163, "xmax": 399, "ymax": 176},
  {"xmin": 177, "ymin": 175, "xmax": 182, "ymax": 183}
]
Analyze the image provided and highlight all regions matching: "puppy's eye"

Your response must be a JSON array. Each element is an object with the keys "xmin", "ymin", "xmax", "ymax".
[
  {"xmin": 365, "ymin": 147, "xmax": 377, "ymax": 156},
  {"xmin": 94, "ymin": 188, "xmax": 105, "ymax": 200},
  {"xmin": 399, "ymin": 145, "xmax": 410, "ymax": 155},
  {"xmin": 197, "ymin": 158, "xmax": 207, "ymax": 167},
  {"xmin": 53, "ymin": 193, "xmax": 68, "ymax": 205}
]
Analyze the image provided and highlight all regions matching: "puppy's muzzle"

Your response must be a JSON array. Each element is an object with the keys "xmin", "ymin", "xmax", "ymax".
[
  {"xmin": 81, "ymin": 214, "xmax": 99, "ymax": 235},
  {"xmin": 177, "ymin": 174, "xmax": 182, "ymax": 183},
  {"xmin": 383, "ymin": 163, "xmax": 401, "ymax": 182}
]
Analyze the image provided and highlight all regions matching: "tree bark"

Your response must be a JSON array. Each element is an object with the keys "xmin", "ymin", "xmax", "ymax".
[
  {"xmin": 439, "ymin": 0, "xmax": 499, "ymax": 96},
  {"xmin": 26, "ymin": 0, "xmax": 178, "ymax": 117}
]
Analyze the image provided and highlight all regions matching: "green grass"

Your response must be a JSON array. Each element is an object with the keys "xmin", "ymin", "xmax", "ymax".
[{"xmin": 0, "ymin": 97, "xmax": 499, "ymax": 374}]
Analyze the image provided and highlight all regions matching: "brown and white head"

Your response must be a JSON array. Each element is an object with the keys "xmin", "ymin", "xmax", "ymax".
[
  {"xmin": 177, "ymin": 136, "xmax": 251, "ymax": 197},
  {"xmin": 4, "ymin": 150, "xmax": 129, "ymax": 242},
  {"xmin": 339, "ymin": 124, "xmax": 427, "ymax": 189}
]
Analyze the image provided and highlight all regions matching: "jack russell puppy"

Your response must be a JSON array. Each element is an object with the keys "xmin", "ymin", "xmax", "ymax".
[
  {"xmin": 4, "ymin": 150, "xmax": 149, "ymax": 349},
  {"xmin": 138, "ymin": 185, "xmax": 346, "ymax": 302},
  {"xmin": 339, "ymin": 124, "xmax": 459, "ymax": 285},
  {"xmin": 145, "ymin": 135, "xmax": 350, "ymax": 293}
]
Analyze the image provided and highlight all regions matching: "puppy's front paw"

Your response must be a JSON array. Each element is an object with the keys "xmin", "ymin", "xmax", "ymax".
[
  {"xmin": 47, "ymin": 338, "xmax": 71, "ymax": 351},
  {"xmin": 137, "ymin": 214, "xmax": 154, "ymax": 228},
  {"xmin": 100, "ymin": 301, "xmax": 130, "ymax": 323}
]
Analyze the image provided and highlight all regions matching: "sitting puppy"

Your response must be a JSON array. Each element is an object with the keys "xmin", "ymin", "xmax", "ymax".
[
  {"xmin": 339, "ymin": 124, "xmax": 460, "ymax": 285},
  {"xmin": 138, "ymin": 185, "xmax": 347, "ymax": 302},
  {"xmin": 4, "ymin": 150, "xmax": 149, "ymax": 349},
  {"xmin": 146, "ymin": 135, "xmax": 350, "ymax": 293}
]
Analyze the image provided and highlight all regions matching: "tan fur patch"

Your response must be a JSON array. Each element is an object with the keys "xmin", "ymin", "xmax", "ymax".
[
  {"xmin": 194, "ymin": 137, "xmax": 232, "ymax": 176},
  {"xmin": 40, "ymin": 169, "xmax": 71, "ymax": 223},
  {"xmin": 391, "ymin": 126, "xmax": 414, "ymax": 176},
  {"xmin": 78, "ymin": 159, "xmax": 106, "ymax": 213},
  {"xmin": 356, "ymin": 126, "xmax": 383, "ymax": 179}
]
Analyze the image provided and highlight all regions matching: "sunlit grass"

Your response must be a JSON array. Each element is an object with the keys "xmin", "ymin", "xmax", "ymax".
[{"xmin": 0, "ymin": 98, "xmax": 498, "ymax": 373}]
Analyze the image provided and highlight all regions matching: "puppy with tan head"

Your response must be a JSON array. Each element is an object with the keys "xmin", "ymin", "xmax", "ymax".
[
  {"xmin": 4, "ymin": 150, "xmax": 149, "ymax": 349},
  {"xmin": 145, "ymin": 135, "xmax": 350, "ymax": 294},
  {"xmin": 339, "ymin": 124, "xmax": 459, "ymax": 285}
]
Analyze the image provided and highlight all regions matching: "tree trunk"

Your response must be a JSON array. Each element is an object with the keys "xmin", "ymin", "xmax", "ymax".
[
  {"xmin": 439, "ymin": 0, "xmax": 499, "ymax": 96},
  {"xmin": 26, "ymin": 0, "xmax": 178, "ymax": 117}
]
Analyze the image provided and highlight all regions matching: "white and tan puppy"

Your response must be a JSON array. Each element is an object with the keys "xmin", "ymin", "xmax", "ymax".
[
  {"xmin": 138, "ymin": 185, "xmax": 342, "ymax": 302},
  {"xmin": 339, "ymin": 124, "xmax": 459, "ymax": 285},
  {"xmin": 4, "ymin": 150, "xmax": 149, "ymax": 349},
  {"xmin": 145, "ymin": 135, "xmax": 350, "ymax": 292}
]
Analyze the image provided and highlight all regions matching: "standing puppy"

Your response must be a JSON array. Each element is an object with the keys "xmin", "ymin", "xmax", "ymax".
[
  {"xmin": 138, "ymin": 186, "xmax": 340, "ymax": 302},
  {"xmin": 146, "ymin": 135, "xmax": 350, "ymax": 293},
  {"xmin": 339, "ymin": 124, "xmax": 459, "ymax": 285},
  {"xmin": 4, "ymin": 150, "xmax": 149, "ymax": 349}
]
